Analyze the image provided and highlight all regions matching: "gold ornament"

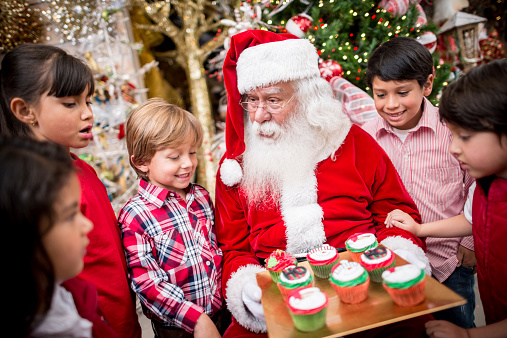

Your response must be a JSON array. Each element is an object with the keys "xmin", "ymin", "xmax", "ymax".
[
  {"xmin": 0, "ymin": 0, "xmax": 41, "ymax": 53},
  {"xmin": 134, "ymin": 0, "xmax": 230, "ymax": 199}
]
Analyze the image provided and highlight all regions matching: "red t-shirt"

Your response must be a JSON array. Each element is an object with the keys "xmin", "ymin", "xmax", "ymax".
[{"xmin": 73, "ymin": 154, "xmax": 142, "ymax": 338}]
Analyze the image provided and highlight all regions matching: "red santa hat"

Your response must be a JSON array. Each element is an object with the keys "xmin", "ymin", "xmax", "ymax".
[{"xmin": 220, "ymin": 29, "xmax": 320, "ymax": 186}]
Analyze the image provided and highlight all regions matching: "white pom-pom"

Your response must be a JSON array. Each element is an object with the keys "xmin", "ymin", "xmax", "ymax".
[{"xmin": 220, "ymin": 159, "xmax": 243, "ymax": 187}]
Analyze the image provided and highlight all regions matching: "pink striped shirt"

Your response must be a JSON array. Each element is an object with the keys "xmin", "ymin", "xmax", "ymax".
[{"xmin": 362, "ymin": 98, "xmax": 474, "ymax": 282}]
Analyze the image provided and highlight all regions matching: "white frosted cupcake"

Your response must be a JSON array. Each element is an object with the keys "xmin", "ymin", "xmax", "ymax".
[
  {"xmin": 360, "ymin": 246, "xmax": 396, "ymax": 283},
  {"xmin": 287, "ymin": 287, "xmax": 329, "ymax": 332},
  {"xmin": 329, "ymin": 260, "xmax": 370, "ymax": 304},
  {"xmin": 306, "ymin": 244, "xmax": 339, "ymax": 278},
  {"xmin": 345, "ymin": 233, "xmax": 378, "ymax": 263},
  {"xmin": 278, "ymin": 266, "xmax": 314, "ymax": 301},
  {"xmin": 382, "ymin": 264, "xmax": 426, "ymax": 306}
]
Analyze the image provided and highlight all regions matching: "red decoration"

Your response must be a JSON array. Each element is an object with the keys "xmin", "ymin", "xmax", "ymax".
[
  {"xmin": 417, "ymin": 31, "xmax": 437, "ymax": 54},
  {"xmin": 285, "ymin": 13, "xmax": 313, "ymax": 38},
  {"xmin": 319, "ymin": 59, "xmax": 343, "ymax": 82},
  {"xmin": 479, "ymin": 30, "xmax": 506, "ymax": 64}
]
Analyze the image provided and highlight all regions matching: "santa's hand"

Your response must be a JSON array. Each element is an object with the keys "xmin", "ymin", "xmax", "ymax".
[
  {"xmin": 242, "ymin": 280, "xmax": 265, "ymax": 322},
  {"xmin": 394, "ymin": 248, "xmax": 432, "ymax": 275}
]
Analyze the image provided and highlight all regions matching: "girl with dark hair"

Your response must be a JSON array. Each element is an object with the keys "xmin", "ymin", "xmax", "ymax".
[
  {"xmin": 0, "ymin": 44, "xmax": 142, "ymax": 337},
  {"xmin": 0, "ymin": 137, "xmax": 118, "ymax": 337}
]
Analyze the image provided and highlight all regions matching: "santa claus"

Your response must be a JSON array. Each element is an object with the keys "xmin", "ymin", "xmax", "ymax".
[{"xmin": 215, "ymin": 29, "xmax": 432, "ymax": 337}]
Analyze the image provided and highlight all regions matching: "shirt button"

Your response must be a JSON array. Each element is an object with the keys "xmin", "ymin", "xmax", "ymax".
[
  {"xmin": 206, "ymin": 261, "xmax": 211, "ymax": 266},
  {"xmin": 170, "ymin": 193, "xmax": 174, "ymax": 197}
]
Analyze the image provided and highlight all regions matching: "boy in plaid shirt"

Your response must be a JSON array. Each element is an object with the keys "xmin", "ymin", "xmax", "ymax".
[{"xmin": 118, "ymin": 98, "xmax": 225, "ymax": 338}]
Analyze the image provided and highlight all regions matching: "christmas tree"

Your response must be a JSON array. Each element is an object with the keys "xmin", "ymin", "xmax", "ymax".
[{"xmin": 218, "ymin": 0, "xmax": 453, "ymax": 105}]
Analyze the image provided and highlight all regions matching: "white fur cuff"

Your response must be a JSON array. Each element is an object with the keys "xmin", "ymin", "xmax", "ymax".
[
  {"xmin": 381, "ymin": 236, "xmax": 432, "ymax": 275},
  {"xmin": 220, "ymin": 159, "xmax": 243, "ymax": 187},
  {"xmin": 226, "ymin": 264, "xmax": 267, "ymax": 333}
]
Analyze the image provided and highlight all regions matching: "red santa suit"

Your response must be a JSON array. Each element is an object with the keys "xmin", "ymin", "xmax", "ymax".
[{"xmin": 215, "ymin": 29, "xmax": 430, "ymax": 335}]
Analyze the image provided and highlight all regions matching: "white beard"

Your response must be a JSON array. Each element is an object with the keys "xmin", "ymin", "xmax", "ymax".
[{"xmin": 241, "ymin": 109, "xmax": 322, "ymax": 207}]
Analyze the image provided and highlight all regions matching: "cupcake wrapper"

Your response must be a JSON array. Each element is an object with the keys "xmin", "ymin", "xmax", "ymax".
[
  {"xmin": 309, "ymin": 258, "xmax": 339, "ymax": 278},
  {"xmin": 269, "ymin": 270, "xmax": 282, "ymax": 284},
  {"xmin": 330, "ymin": 278, "xmax": 370, "ymax": 304},
  {"xmin": 289, "ymin": 307, "xmax": 327, "ymax": 332},
  {"xmin": 384, "ymin": 278, "xmax": 426, "ymax": 306},
  {"xmin": 348, "ymin": 251, "xmax": 363, "ymax": 263},
  {"xmin": 278, "ymin": 282, "xmax": 314, "ymax": 302},
  {"xmin": 367, "ymin": 261, "xmax": 396, "ymax": 283}
]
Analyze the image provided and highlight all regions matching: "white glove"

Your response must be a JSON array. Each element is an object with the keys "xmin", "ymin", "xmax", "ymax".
[
  {"xmin": 241, "ymin": 280, "xmax": 265, "ymax": 322},
  {"xmin": 393, "ymin": 248, "xmax": 432, "ymax": 276}
]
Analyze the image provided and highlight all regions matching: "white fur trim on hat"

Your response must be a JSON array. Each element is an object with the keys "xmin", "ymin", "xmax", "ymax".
[
  {"xmin": 380, "ymin": 236, "xmax": 432, "ymax": 275},
  {"xmin": 226, "ymin": 264, "xmax": 267, "ymax": 333},
  {"xmin": 237, "ymin": 38, "xmax": 320, "ymax": 94},
  {"xmin": 220, "ymin": 158, "xmax": 243, "ymax": 187}
]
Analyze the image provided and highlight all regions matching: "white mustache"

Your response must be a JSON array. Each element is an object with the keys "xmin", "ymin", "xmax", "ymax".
[{"xmin": 252, "ymin": 121, "xmax": 283, "ymax": 138}]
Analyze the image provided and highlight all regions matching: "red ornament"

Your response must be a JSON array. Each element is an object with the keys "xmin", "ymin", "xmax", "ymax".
[
  {"xmin": 285, "ymin": 13, "xmax": 313, "ymax": 38},
  {"xmin": 416, "ymin": 32, "xmax": 437, "ymax": 54},
  {"xmin": 319, "ymin": 59, "xmax": 343, "ymax": 82}
]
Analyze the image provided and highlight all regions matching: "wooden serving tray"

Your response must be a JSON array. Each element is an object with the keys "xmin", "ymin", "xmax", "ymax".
[{"xmin": 257, "ymin": 250, "xmax": 466, "ymax": 338}]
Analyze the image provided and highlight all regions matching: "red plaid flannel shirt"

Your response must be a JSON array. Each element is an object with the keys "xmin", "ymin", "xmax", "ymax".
[{"xmin": 118, "ymin": 180, "xmax": 223, "ymax": 332}]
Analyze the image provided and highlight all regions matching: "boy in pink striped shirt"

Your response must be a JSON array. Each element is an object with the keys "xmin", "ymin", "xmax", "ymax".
[{"xmin": 362, "ymin": 37, "xmax": 476, "ymax": 328}]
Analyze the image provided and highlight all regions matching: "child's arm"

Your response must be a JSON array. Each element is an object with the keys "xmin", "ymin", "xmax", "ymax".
[
  {"xmin": 426, "ymin": 318, "xmax": 507, "ymax": 338},
  {"xmin": 194, "ymin": 313, "xmax": 221, "ymax": 338},
  {"xmin": 385, "ymin": 210, "xmax": 473, "ymax": 238}
]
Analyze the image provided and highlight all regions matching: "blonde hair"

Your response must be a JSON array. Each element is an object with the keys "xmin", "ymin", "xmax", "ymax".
[{"xmin": 125, "ymin": 98, "xmax": 203, "ymax": 181}]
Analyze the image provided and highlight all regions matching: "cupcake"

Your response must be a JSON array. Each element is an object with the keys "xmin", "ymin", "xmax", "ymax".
[
  {"xmin": 382, "ymin": 264, "xmax": 426, "ymax": 306},
  {"xmin": 306, "ymin": 244, "xmax": 339, "ymax": 278},
  {"xmin": 329, "ymin": 260, "xmax": 370, "ymax": 304},
  {"xmin": 277, "ymin": 266, "xmax": 314, "ymax": 301},
  {"xmin": 265, "ymin": 249, "xmax": 297, "ymax": 283},
  {"xmin": 360, "ymin": 246, "xmax": 396, "ymax": 283},
  {"xmin": 345, "ymin": 233, "xmax": 378, "ymax": 263},
  {"xmin": 287, "ymin": 287, "xmax": 329, "ymax": 332}
]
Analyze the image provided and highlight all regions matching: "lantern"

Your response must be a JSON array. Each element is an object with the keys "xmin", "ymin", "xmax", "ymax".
[{"xmin": 439, "ymin": 12, "xmax": 487, "ymax": 72}]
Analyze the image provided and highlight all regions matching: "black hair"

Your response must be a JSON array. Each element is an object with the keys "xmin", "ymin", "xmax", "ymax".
[
  {"xmin": 0, "ymin": 44, "xmax": 95, "ymax": 138},
  {"xmin": 366, "ymin": 37, "xmax": 434, "ymax": 89},
  {"xmin": 439, "ymin": 59, "xmax": 507, "ymax": 137},
  {"xmin": 0, "ymin": 137, "xmax": 76, "ymax": 335}
]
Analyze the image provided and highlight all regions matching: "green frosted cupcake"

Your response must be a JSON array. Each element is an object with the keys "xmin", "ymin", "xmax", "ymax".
[
  {"xmin": 306, "ymin": 244, "xmax": 339, "ymax": 278},
  {"xmin": 265, "ymin": 249, "xmax": 297, "ymax": 283},
  {"xmin": 287, "ymin": 287, "xmax": 329, "ymax": 332}
]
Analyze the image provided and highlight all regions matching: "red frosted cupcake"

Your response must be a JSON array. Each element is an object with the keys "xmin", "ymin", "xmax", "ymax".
[
  {"xmin": 265, "ymin": 249, "xmax": 297, "ymax": 283},
  {"xmin": 287, "ymin": 287, "xmax": 329, "ymax": 332},
  {"xmin": 345, "ymin": 233, "xmax": 378, "ymax": 263},
  {"xmin": 278, "ymin": 266, "xmax": 314, "ymax": 301},
  {"xmin": 382, "ymin": 264, "xmax": 426, "ymax": 306},
  {"xmin": 360, "ymin": 246, "xmax": 396, "ymax": 283},
  {"xmin": 329, "ymin": 260, "xmax": 370, "ymax": 304},
  {"xmin": 306, "ymin": 244, "xmax": 339, "ymax": 278}
]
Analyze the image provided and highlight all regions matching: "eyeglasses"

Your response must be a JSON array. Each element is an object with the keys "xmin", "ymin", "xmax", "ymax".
[{"xmin": 239, "ymin": 94, "xmax": 295, "ymax": 114}]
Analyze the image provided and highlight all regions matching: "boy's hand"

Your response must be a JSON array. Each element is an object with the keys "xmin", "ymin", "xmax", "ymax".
[
  {"xmin": 385, "ymin": 209, "xmax": 422, "ymax": 236},
  {"xmin": 425, "ymin": 320, "xmax": 468, "ymax": 338},
  {"xmin": 457, "ymin": 245, "xmax": 477, "ymax": 274},
  {"xmin": 194, "ymin": 313, "xmax": 221, "ymax": 338}
]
